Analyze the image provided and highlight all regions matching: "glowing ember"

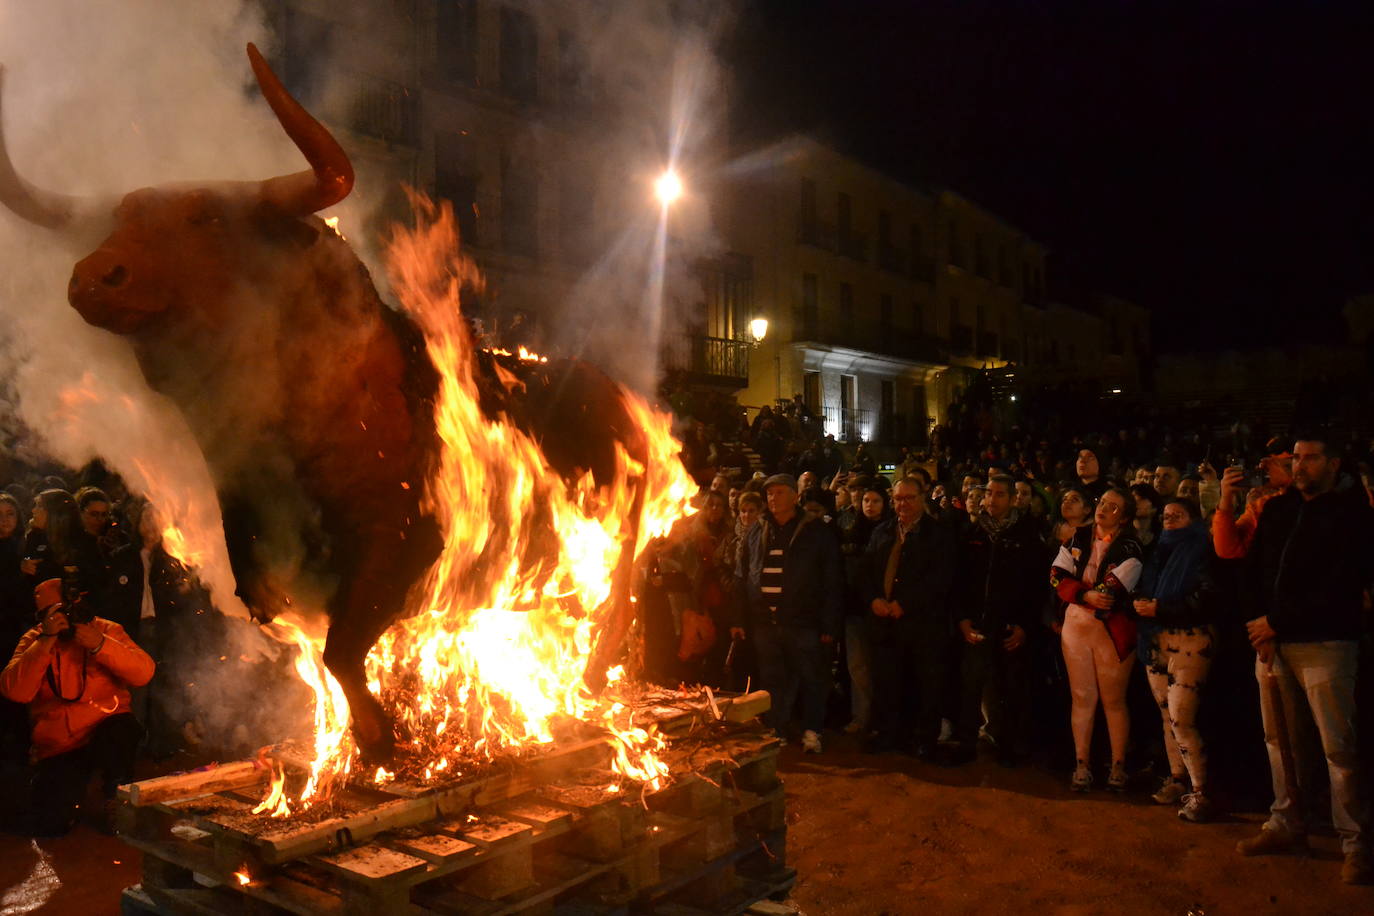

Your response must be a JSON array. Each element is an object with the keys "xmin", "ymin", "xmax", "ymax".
[
  {"xmin": 323, "ymin": 215, "xmax": 345, "ymax": 239},
  {"xmin": 234, "ymin": 869, "xmax": 251, "ymax": 886}
]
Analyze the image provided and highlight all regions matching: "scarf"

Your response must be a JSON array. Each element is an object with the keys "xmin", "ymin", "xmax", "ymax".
[
  {"xmin": 977, "ymin": 507, "xmax": 1020, "ymax": 540},
  {"xmin": 1138, "ymin": 522, "xmax": 1208, "ymax": 603}
]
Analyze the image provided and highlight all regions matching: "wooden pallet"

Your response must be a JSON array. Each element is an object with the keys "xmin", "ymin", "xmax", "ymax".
[{"xmin": 118, "ymin": 692, "xmax": 792, "ymax": 915}]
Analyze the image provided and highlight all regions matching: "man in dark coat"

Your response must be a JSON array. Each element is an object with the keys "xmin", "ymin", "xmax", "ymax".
[
  {"xmin": 864, "ymin": 476, "xmax": 955, "ymax": 756},
  {"xmin": 732, "ymin": 474, "xmax": 843, "ymax": 753},
  {"xmin": 948, "ymin": 475, "xmax": 1045, "ymax": 766}
]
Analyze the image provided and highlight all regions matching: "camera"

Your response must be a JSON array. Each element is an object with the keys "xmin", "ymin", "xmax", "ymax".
[{"xmin": 60, "ymin": 567, "xmax": 96, "ymax": 625}]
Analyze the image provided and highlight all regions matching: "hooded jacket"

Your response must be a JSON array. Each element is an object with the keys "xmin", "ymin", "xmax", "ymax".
[{"xmin": 1, "ymin": 616, "xmax": 154, "ymax": 761}]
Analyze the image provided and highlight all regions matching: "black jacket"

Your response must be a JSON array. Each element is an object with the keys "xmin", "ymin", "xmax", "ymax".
[
  {"xmin": 1246, "ymin": 482, "xmax": 1374, "ymax": 643},
  {"xmin": 956, "ymin": 511, "xmax": 1045, "ymax": 634},
  {"xmin": 733, "ymin": 511, "xmax": 844, "ymax": 637},
  {"xmin": 105, "ymin": 543, "xmax": 210, "ymax": 639},
  {"xmin": 864, "ymin": 513, "xmax": 956, "ymax": 630}
]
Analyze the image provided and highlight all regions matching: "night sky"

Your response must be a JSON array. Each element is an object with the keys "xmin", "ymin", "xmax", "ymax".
[{"xmin": 726, "ymin": 0, "xmax": 1374, "ymax": 351}]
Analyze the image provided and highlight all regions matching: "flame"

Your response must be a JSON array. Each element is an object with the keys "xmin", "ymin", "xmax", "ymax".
[
  {"xmin": 481, "ymin": 345, "xmax": 550, "ymax": 363},
  {"xmin": 324, "ymin": 215, "xmax": 346, "ymax": 240},
  {"xmin": 251, "ymin": 762, "xmax": 292, "ymax": 818},
  {"xmin": 234, "ymin": 869, "xmax": 251, "ymax": 886}
]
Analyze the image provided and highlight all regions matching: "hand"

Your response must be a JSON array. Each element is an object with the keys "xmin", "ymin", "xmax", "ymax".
[
  {"xmin": 1220, "ymin": 466, "xmax": 1245, "ymax": 504},
  {"xmin": 39, "ymin": 610, "xmax": 68, "ymax": 637},
  {"xmin": 820, "ymin": 634, "xmax": 834, "ymax": 645},
  {"xmin": 871, "ymin": 598, "xmax": 892, "ymax": 618},
  {"xmin": 20, "ymin": 557, "xmax": 38, "ymax": 576},
  {"xmin": 1051, "ymin": 620, "xmax": 1063, "ymax": 636},
  {"xmin": 1256, "ymin": 640, "xmax": 1276, "ymax": 664},
  {"xmin": 888, "ymin": 601, "xmax": 905, "ymax": 620},
  {"xmin": 1002, "ymin": 625, "xmax": 1026, "ymax": 652},
  {"xmin": 958, "ymin": 619, "xmax": 981, "ymax": 646},
  {"xmin": 1133, "ymin": 598, "xmax": 1158, "ymax": 618},
  {"xmin": 729, "ymin": 627, "xmax": 746, "ymax": 641},
  {"xmin": 1198, "ymin": 461, "xmax": 1218, "ymax": 483},
  {"xmin": 1246, "ymin": 616, "xmax": 1277, "ymax": 649},
  {"xmin": 1082, "ymin": 590, "xmax": 1115, "ymax": 611},
  {"xmin": 72, "ymin": 622, "xmax": 104, "ymax": 651}
]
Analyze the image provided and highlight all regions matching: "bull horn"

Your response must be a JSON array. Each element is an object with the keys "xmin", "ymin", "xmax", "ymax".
[
  {"xmin": 0, "ymin": 64, "xmax": 83, "ymax": 229},
  {"xmin": 249, "ymin": 43, "xmax": 354, "ymax": 215}
]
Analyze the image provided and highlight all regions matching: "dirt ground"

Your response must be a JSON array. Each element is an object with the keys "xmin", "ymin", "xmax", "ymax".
[{"xmin": 0, "ymin": 738, "xmax": 1367, "ymax": 915}]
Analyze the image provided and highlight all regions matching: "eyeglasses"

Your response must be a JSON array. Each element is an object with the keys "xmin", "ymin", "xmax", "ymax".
[{"xmin": 1161, "ymin": 512, "xmax": 1189, "ymax": 521}]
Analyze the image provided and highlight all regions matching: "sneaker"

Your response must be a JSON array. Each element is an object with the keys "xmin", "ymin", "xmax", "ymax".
[
  {"xmin": 1106, "ymin": 762, "xmax": 1128, "ymax": 793},
  {"xmin": 801, "ymin": 730, "xmax": 823, "ymax": 754},
  {"xmin": 1236, "ymin": 826, "xmax": 1309, "ymax": 857},
  {"xmin": 1342, "ymin": 850, "xmax": 1374, "ymax": 885},
  {"xmin": 1178, "ymin": 792, "xmax": 1212, "ymax": 823},
  {"xmin": 843, "ymin": 720, "xmax": 866, "ymax": 735},
  {"xmin": 1070, "ymin": 763, "xmax": 1093, "ymax": 792},
  {"xmin": 1152, "ymin": 776, "xmax": 1187, "ymax": 805}
]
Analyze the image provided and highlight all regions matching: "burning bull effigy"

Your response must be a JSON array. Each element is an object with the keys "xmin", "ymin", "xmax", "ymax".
[{"xmin": 1, "ymin": 44, "xmax": 793, "ymax": 913}]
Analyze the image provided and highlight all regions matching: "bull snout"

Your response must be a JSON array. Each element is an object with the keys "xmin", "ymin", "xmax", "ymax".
[{"xmin": 68, "ymin": 248, "xmax": 153, "ymax": 334}]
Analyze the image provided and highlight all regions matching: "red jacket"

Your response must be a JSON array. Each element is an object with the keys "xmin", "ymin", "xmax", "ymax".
[{"xmin": 1, "ymin": 619, "xmax": 154, "ymax": 761}]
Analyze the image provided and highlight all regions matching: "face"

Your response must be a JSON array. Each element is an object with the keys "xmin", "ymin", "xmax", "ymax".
[
  {"xmin": 81, "ymin": 500, "xmax": 111, "ymax": 536},
  {"xmin": 1153, "ymin": 466, "xmax": 1180, "ymax": 496},
  {"xmin": 861, "ymin": 490, "xmax": 885, "ymax": 520},
  {"xmin": 1134, "ymin": 467, "xmax": 1152, "ymax": 485},
  {"xmin": 138, "ymin": 505, "xmax": 164, "ymax": 548},
  {"xmin": 892, "ymin": 481, "xmax": 924, "ymax": 525},
  {"xmin": 711, "ymin": 475, "xmax": 730, "ymax": 494},
  {"xmin": 797, "ymin": 472, "xmax": 817, "ymax": 492},
  {"xmin": 30, "ymin": 498, "xmax": 47, "ymax": 530},
  {"xmin": 1095, "ymin": 491, "xmax": 1127, "ymax": 530},
  {"xmin": 1160, "ymin": 502, "xmax": 1192, "ymax": 531},
  {"xmin": 1176, "ymin": 479, "xmax": 1199, "ymax": 502},
  {"xmin": 966, "ymin": 489, "xmax": 984, "ymax": 515},
  {"xmin": 765, "ymin": 485, "xmax": 797, "ymax": 519},
  {"xmin": 1060, "ymin": 490, "xmax": 1086, "ymax": 523},
  {"xmin": 984, "ymin": 482, "xmax": 1012, "ymax": 519},
  {"xmin": 1135, "ymin": 495, "xmax": 1156, "ymax": 520},
  {"xmin": 834, "ymin": 488, "xmax": 850, "ymax": 510},
  {"xmin": 1014, "ymin": 482, "xmax": 1032, "ymax": 509},
  {"xmin": 703, "ymin": 497, "xmax": 726, "ymax": 525},
  {"xmin": 738, "ymin": 502, "xmax": 761, "ymax": 528},
  {"xmin": 728, "ymin": 488, "xmax": 741, "ymax": 511},
  {"xmin": 961, "ymin": 475, "xmax": 978, "ymax": 498},
  {"xmin": 1076, "ymin": 450, "xmax": 1099, "ymax": 480},
  {"xmin": 0, "ymin": 502, "xmax": 17, "ymax": 539},
  {"xmin": 1291, "ymin": 441, "xmax": 1338, "ymax": 495}
]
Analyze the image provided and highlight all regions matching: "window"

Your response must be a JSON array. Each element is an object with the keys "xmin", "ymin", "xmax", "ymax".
[
  {"xmin": 948, "ymin": 296, "xmax": 960, "ymax": 331},
  {"xmin": 912, "ymin": 300, "xmax": 924, "ymax": 334},
  {"xmin": 880, "ymin": 294, "xmax": 893, "ymax": 335},
  {"xmin": 801, "ymin": 273, "xmax": 819, "ymax": 338},
  {"xmin": 501, "ymin": 152, "xmax": 538, "ymax": 257},
  {"xmin": 948, "ymin": 219, "xmax": 963, "ymax": 267},
  {"xmin": 500, "ymin": 6, "xmax": 538, "ymax": 103},
  {"xmin": 435, "ymin": 132, "xmax": 479, "ymax": 246},
  {"xmin": 839, "ymin": 282, "xmax": 854, "ymax": 322},
  {"xmin": 878, "ymin": 209, "xmax": 892, "ymax": 246},
  {"xmin": 974, "ymin": 233, "xmax": 988, "ymax": 278},
  {"xmin": 437, "ymin": 0, "xmax": 478, "ymax": 85},
  {"xmin": 837, "ymin": 192, "xmax": 852, "ymax": 244},
  {"xmin": 800, "ymin": 178, "xmax": 817, "ymax": 227},
  {"xmin": 804, "ymin": 371, "xmax": 821, "ymax": 415}
]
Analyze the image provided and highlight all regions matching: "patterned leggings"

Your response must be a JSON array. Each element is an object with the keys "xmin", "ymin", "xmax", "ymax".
[{"xmin": 1144, "ymin": 626, "xmax": 1215, "ymax": 790}]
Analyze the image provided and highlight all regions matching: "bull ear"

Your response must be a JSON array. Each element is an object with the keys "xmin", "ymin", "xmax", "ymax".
[
  {"xmin": 249, "ymin": 43, "xmax": 354, "ymax": 216},
  {"xmin": 0, "ymin": 64, "xmax": 92, "ymax": 229}
]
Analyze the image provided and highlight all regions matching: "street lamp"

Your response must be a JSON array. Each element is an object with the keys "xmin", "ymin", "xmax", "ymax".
[
  {"xmin": 654, "ymin": 169, "xmax": 683, "ymax": 206},
  {"xmin": 750, "ymin": 317, "xmax": 769, "ymax": 343}
]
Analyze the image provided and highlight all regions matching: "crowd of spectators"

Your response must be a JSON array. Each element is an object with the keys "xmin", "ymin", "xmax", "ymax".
[
  {"xmin": 646, "ymin": 379, "xmax": 1374, "ymax": 887},
  {"xmin": 1, "ymin": 459, "xmax": 212, "ymax": 836}
]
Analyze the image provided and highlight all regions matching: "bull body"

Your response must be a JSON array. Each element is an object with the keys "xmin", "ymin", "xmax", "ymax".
[{"xmin": 0, "ymin": 45, "xmax": 645, "ymax": 760}]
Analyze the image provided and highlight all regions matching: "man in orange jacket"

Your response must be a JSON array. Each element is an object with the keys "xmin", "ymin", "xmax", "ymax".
[{"xmin": 1, "ymin": 578, "xmax": 154, "ymax": 835}]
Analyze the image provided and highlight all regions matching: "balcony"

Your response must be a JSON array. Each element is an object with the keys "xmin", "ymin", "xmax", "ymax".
[
  {"xmin": 877, "ymin": 243, "xmax": 905, "ymax": 274},
  {"xmin": 794, "ymin": 321, "xmax": 949, "ymax": 365},
  {"xmin": 797, "ymin": 220, "xmax": 837, "ymax": 251},
  {"xmin": 348, "ymin": 74, "xmax": 418, "ymax": 147},
  {"xmin": 838, "ymin": 232, "xmax": 868, "ymax": 262},
  {"xmin": 661, "ymin": 334, "xmax": 751, "ymax": 387},
  {"xmin": 822, "ymin": 405, "xmax": 873, "ymax": 443}
]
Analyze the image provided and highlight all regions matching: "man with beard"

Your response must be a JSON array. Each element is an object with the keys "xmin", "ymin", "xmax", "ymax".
[{"xmin": 1237, "ymin": 435, "xmax": 1373, "ymax": 885}]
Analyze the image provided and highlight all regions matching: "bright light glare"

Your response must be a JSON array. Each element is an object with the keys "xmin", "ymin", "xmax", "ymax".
[
  {"xmin": 655, "ymin": 170, "xmax": 683, "ymax": 205},
  {"xmin": 750, "ymin": 317, "xmax": 769, "ymax": 342}
]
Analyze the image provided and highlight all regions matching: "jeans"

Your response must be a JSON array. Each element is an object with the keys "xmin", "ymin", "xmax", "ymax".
[
  {"xmin": 31, "ymin": 713, "xmax": 144, "ymax": 835},
  {"xmin": 1258, "ymin": 640, "xmax": 1367, "ymax": 854},
  {"xmin": 958, "ymin": 635, "xmax": 1031, "ymax": 750},
  {"xmin": 1144, "ymin": 626, "xmax": 1214, "ymax": 790},
  {"xmin": 869, "ymin": 614, "xmax": 948, "ymax": 746},
  {"xmin": 845, "ymin": 616, "xmax": 873, "ymax": 727},
  {"xmin": 753, "ymin": 622, "xmax": 830, "ymax": 734}
]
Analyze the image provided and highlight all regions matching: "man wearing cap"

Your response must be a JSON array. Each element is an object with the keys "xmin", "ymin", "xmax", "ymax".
[
  {"xmin": 731, "ymin": 473, "xmax": 843, "ymax": 754},
  {"xmin": 1, "ymin": 578, "xmax": 154, "ymax": 835},
  {"xmin": 1075, "ymin": 448, "xmax": 1108, "ymax": 502}
]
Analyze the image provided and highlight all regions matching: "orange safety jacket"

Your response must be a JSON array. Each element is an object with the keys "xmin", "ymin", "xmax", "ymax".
[{"xmin": 0, "ymin": 618, "xmax": 154, "ymax": 762}]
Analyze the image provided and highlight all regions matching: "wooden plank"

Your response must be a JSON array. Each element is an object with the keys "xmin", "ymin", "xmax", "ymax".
[
  {"xmin": 121, "ymin": 761, "xmax": 268, "ymax": 806},
  {"xmin": 256, "ymin": 796, "xmax": 439, "ymax": 864},
  {"xmin": 311, "ymin": 843, "xmax": 429, "ymax": 883},
  {"xmin": 388, "ymin": 832, "xmax": 479, "ymax": 864},
  {"xmin": 496, "ymin": 799, "xmax": 574, "ymax": 833},
  {"xmin": 455, "ymin": 815, "xmax": 533, "ymax": 848}
]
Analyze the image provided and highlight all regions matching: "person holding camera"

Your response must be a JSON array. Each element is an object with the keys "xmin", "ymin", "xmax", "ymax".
[{"xmin": 1, "ymin": 577, "xmax": 154, "ymax": 836}]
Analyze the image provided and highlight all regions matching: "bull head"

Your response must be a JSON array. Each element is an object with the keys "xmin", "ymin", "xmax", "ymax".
[{"xmin": 0, "ymin": 43, "xmax": 353, "ymax": 333}]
